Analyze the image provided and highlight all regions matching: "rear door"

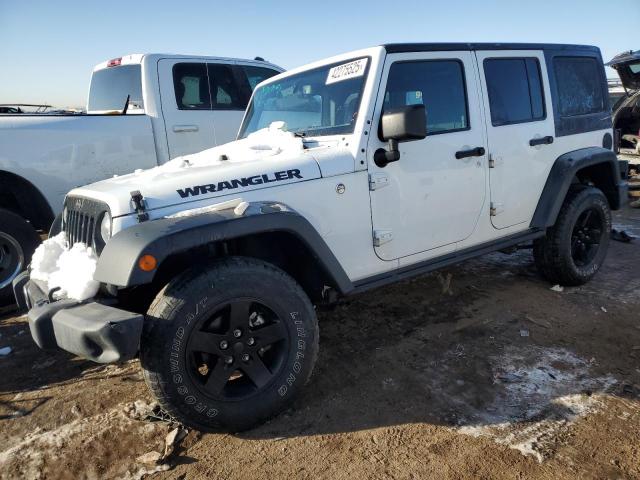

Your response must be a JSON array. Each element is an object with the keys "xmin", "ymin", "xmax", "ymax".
[
  {"xmin": 158, "ymin": 59, "xmax": 218, "ymax": 158},
  {"xmin": 475, "ymin": 50, "xmax": 556, "ymax": 229},
  {"xmin": 368, "ymin": 51, "xmax": 487, "ymax": 260}
]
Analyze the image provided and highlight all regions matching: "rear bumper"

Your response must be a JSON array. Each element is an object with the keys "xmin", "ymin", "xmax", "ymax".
[{"xmin": 14, "ymin": 275, "xmax": 143, "ymax": 363}]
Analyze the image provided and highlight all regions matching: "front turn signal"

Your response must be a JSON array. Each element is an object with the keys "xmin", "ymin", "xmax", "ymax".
[{"xmin": 138, "ymin": 254, "xmax": 157, "ymax": 272}]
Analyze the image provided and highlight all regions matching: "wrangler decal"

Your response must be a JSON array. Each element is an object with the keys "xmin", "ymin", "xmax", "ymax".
[{"xmin": 176, "ymin": 169, "xmax": 303, "ymax": 198}]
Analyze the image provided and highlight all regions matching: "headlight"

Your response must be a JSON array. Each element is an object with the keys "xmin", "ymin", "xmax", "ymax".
[{"xmin": 100, "ymin": 212, "xmax": 112, "ymax": 241}]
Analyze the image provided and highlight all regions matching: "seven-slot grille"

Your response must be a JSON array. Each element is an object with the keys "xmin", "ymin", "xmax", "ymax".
[{"xmin": 63, "ymin": 196, "xmax": 109, "ymax": 252}]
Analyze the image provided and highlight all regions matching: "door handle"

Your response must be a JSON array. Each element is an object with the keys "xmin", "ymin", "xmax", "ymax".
[
  {"xmin": 173, "ymin": 124, "xmax": 199, "ymax": 133},
  {"xmin": 455, "ymin": 147, "xmax": 485, "ymax": 159},
  {"xmin": 529, "ymin": 135, "xmax": 554, "ymax": 146}
]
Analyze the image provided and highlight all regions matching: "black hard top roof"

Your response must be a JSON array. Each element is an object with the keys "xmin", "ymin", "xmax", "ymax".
[{"xmin": 383, "ymin": 43, "xmax": 600, "ymax": 53}]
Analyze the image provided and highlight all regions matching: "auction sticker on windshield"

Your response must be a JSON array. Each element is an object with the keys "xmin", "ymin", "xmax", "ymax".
[{"xmin": 326, "ymin": 58, "xmax": 368, "ymax": 85}]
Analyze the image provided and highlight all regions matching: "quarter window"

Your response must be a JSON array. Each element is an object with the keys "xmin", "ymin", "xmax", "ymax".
[
  {"xmin": 172, "ymin": 63, "xmax": 211, "ymax": 110},
  {"xmin": 484, "ymin": 58, "xmax": 545, "ymax": 126},
  {"xmin": 384, "ymin": 60, "xmax": 469, "ymax": 135},
  {"xmin": 554, "ymin": 56, "xmax": 605, "ymax": 116}
]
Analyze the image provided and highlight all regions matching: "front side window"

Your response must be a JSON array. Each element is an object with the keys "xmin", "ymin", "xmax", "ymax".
[
  {"xmin": 383, "ymin": 60, "xmax": 469, "ymax": 135},
  {"xmin": 484, "ymin": 58, "xmax": 545, "ymax": 126},
  {"xmin": 207, "ymin": 64, "xmax": 245, "ymax": 110},
  {"xmin": 242, "ymin": 65, "xmax": 280, "ymax": 90},
  {"xmin": 173, "ymin": 63, "xmax": 211, "ymax": 110},
  {"xmin": 554, "ymin": 56, "xmax": 605, "ymax": 116},
  {"xmin": 239, "ymin": 57, "xmax": 369, "ymax": 138}
]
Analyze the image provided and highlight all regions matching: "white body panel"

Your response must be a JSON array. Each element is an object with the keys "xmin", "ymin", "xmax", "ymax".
[
  {"xmin": 367, "ymin": 51, "xmax": 488, "ymax": 261},
  {"xmin": 0, "ymin": 115, "xmax": 157, "ymax": 213},
  {"xmin": 0, "ymin": 53, "xmax": 283, "ymax": 216}
]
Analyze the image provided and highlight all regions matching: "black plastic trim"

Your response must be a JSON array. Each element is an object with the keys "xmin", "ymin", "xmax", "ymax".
[
  {"xmin": 383, "ymin": 43, "xmax": 600, "ymax": 54},
  {"xmin": 94, "ymin": 202, "xmax": 354, "ymax": 294},
  {"xmin": 530, "ymin": 147, "xmax": 622, "ymax": 229},
  {"xmin": 352, "ymin": 229, "xmax": 544, "ymax": 294}
]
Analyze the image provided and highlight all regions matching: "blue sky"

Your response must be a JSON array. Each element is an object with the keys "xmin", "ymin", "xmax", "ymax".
[{"xmin": 1, "ymin": 0, "xmax": 638, "ymax": 107}]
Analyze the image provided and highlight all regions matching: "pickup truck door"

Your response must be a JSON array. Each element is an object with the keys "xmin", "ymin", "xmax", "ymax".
[
  {"xmin": 368, "ymin": 51, "xmax": 487, "ymax": 261},
  {"xmin": 474, "ymin": 50, "xmax": 557, "ymax": 229},
  {"xmin": 158, "ymin": 59, "xmax": 218, "ymax": 158}
]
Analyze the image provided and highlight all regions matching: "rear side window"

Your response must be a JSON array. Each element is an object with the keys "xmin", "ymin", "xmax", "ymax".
[
  {"xmin": 172, "ymin": 63, "xmax": 211, "ymax": 110},
  {"xmin": 554, "ymin": 57, "xmax": 605, "ymax": 116},
  {"xmin": 384, "ymin": 60, "xmax": 469, "ymax": 135},
  {"xmin": 484, "ymin": 58, "xmax": 545, "ymax": 126}
]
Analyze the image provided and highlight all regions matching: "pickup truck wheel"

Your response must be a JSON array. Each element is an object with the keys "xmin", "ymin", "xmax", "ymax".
[
  {"xmin": 533, "ymin": 186, "xmax": 611, "ymax": 286},
  {"xmin": 0, "ymin": 209, "xmax": 41, "ymax": 305},
  {"xmin": 140, "ymin": 257, "xmax": 319, "ymax": 432}
]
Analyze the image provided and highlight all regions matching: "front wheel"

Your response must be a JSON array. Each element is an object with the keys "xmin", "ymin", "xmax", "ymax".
[
  {"xmin": 533, "ymin": 186, "xmax": 611, "ymax": 286},
  {"xmin": 140, "ymin": 257, "xmax": 319, "ymax": 432}
]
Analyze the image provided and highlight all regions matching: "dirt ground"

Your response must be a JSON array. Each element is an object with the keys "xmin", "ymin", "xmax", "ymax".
[{"xmin": 1, "ymin": 207, "xmax": 639, "ymax": 480}]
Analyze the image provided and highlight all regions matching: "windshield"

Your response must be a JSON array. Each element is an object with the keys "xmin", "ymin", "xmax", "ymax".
[
  {"xmin": 239, "ymin": 57, "xmax": 369, "ymax": 138},
  {"xmin": 87, "ymin": 64, "xmax": 143, "ymax": 112}
]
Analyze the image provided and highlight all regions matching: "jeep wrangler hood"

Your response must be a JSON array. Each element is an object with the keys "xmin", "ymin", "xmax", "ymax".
[
  {"xmin": 607, "ymin": 50, "xmax": 640, "ymax": 90},
  {"xmin": 70, "ymin": 124, "xmax": 322, "ymax": 217}
]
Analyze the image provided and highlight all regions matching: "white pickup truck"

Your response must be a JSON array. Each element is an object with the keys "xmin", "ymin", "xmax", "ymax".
[{"xmin": 0, "ymin": 53, "xmax": 283, "ymax": 302}]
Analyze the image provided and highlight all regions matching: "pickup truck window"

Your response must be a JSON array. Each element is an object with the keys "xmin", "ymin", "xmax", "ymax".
[
  {"xmin": 207, "ymin": 64, "xmax": 245, "ymax": 110},
  {"xmin": 238, "ymin": 58, "xmax": 369, "ymax": 138},
  {"xmin": 383, "ymin": 60, "xmax": 469, "ymax": 135},
  {"xmin": 88, "ymin": 65, "xmax": 143, "ymax": 112},
  {"xmin": 484, "ymin": 58, "xmax": 545, "ymax": 126},
  {"xmin": 242, "ymin": 66, "xmax": 279, "ymax": 90},
  {"xmin": 554, "ymin": 56, "xmax": 605, "ymax": 117},
  {"xmin": 173, "ymin": 63, "xmax": 212, "ymax": 110}
]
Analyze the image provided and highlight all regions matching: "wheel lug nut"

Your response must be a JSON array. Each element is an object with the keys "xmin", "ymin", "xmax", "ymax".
[
  {"xmin": 219, "ymin": 340, "xmax": 228, "ymax": 350},
  {"xmin": 247, "ymin": 337, "xmax": 255, "ymax": 346},
  {"xmin": 224, "ymin": 356, "xmax": 234, "ymax": 365},
  {"xmin": 233, "ymin": 329, "xmax": 242, "ymax": 338},
  {"xmin": 241, "ymin": 354, "xmax": 250, "ymax": 362}
]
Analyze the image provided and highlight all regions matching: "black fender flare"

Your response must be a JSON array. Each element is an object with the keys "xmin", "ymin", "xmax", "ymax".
[
  {"xmin": 530, "ymin": 147, "xmax": 624, "ymax": 229},
  {"xmin": 93, "ymin": 202, "xmax": 354, "ymax": 294}
]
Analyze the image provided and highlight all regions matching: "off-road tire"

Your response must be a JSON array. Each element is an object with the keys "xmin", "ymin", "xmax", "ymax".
[
  {"xmin": 140, "ymin": 256, "xmax": 319, "ymax": 432},
  {"xmin": 533, "ymin": 186, "xmax": 611, "ymax": 286},
  {"xmin": 0, "ymin": 209, "xmax": 41, "ymax": 305}
]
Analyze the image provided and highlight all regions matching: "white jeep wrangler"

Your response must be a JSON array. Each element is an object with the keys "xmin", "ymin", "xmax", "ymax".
[{"xmin": 15, "ymin": 43, "xmax": 626, "ymax": 432}]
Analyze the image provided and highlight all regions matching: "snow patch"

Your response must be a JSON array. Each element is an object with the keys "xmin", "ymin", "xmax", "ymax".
[
  {"xmin": 161, "ymin": 121, "xmax": 304, "ymax": 172},
  {"xmin": 30, "ymin": 233, "xmax": 99, "ymax": 301},
  {"xmin": 0, "ymin": 346, "xmax": 12, "ymax": 356},
  {"xmin": 456, "ymin": 346, "xmax": 616, "ymax": 462}
]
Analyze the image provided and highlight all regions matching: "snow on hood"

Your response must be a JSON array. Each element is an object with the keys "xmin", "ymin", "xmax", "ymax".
[
  {"xmin": 70, "ymin": 122, "xmax": 322, "ymax": 217},
  {"xmin": 31, "ymin": 233, "xmax": 100, "ymax": 302}
]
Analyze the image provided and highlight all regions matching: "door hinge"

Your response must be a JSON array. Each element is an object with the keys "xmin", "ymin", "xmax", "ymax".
[
  {"xmin": 490, "ymin": 202, "xmax": 504, "ymax": 216},
  {"xmin": 369, "ymin": 172, "xmax": 390, "ymax": 191},
  {"xmin": 373, "ymin": 229, "xmax": 393, "ymax": 247},
  {"xmin": 488, "ymin": 153, "xmax": 500, "ymax": 168}
]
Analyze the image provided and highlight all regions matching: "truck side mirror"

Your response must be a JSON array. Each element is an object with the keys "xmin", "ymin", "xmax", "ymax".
[{"xmin": 374, "ymin": 104, "xmax": 427, "ymax": 168}]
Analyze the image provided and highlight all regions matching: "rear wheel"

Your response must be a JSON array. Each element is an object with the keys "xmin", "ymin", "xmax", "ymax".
[
  {"xmin": 0, "ymin": 209, "xmax": 41, "ymax": 305},
  {"xmin": 533, "ymin": 186, "xmax": 611, "ymax": 286},
  {"xmin": 140, "ymin": 257, "xmax": 319, "ymax": 432}
]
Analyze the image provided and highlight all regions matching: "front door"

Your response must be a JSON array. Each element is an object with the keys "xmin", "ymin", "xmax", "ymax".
[
  {"xmin": 368, "ymin": 51, "xmax": 487, "ymax": 261},
  {"xmin": 474, "ymin": 50, "xmax": 556, "ymax": 229}
]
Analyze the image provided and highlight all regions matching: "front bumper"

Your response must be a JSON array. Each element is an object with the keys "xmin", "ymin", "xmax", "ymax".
[{"xmin": 13, "ymin": 274, "xmax": 143, "ymax": 363}]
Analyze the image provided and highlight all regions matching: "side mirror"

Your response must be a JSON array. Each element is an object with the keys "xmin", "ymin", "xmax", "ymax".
[{"xmin": 374, "ymin": 104, "xmax": 427, "ymax": 167}]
